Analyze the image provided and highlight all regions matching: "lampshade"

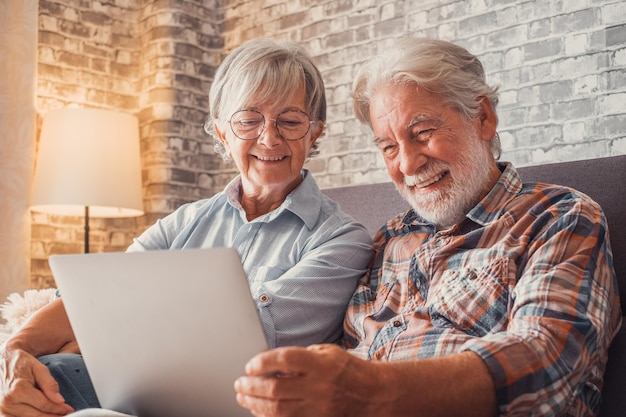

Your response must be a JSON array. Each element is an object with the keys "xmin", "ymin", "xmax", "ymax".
[{"xmin": 31, "ymin": 108, "xmax": 144, "ymax": 218}]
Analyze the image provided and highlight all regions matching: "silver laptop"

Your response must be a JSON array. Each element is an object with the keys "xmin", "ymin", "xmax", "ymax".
[{"xmin": 49, "ymin": 248, "xmax": 268, "ymax": 417}]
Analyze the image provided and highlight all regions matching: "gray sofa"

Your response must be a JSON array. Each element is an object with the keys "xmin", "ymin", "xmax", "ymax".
[{"xmin": 323, "ymin": 154, "xmax": 626, "ymax": 417}]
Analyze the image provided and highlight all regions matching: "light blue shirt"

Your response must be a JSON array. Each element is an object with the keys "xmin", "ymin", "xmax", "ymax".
[{"xmin": 127, "ymin": 170, "xmax": 373, "ymax": 348}]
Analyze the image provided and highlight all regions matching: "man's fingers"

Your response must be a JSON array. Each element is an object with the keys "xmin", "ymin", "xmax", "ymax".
[
  {"xmin": 236, "ymin": 391, "xmax": 302, "ymax": 417},
  {"xmin": 244, "ymin": 346, "xmax": 313, "ymax": 376},
  {"xmin": 235, "ymin": 373, "xmax": 305, "ymax": 400}
]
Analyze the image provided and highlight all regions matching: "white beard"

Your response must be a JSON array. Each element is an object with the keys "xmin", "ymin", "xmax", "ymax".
[{"xmin": 397, "ymin": 136, "xmax": 495, "ymax": 229}]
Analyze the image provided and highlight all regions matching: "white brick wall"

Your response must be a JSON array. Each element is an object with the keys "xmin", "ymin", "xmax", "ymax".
[
  {"xmin": 31, "ymin": 0, "xmax": 626, "ymax": 288},
  {"xmin": 221, "ymin": 0, "xmax": 625, "ymax": 185}
]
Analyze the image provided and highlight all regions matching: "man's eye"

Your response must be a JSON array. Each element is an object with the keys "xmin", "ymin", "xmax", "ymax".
[
  {"xmin": 416, "ymin": 128, "xmax": 435, "ymax": 139},
  {"xmin": 381, "ymin": 144, "xmax": 397, "ymax": 155}
]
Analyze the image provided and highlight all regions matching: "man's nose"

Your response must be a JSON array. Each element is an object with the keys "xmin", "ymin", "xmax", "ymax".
[{"xmin": 398, "ymin": 142, "xmax": 428, "ymax": 175}]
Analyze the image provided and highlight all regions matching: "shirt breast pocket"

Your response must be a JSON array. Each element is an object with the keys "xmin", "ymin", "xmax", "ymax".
[{"xmin": 429, "ymin": 256, "xmax": 512, "ymax": 337}]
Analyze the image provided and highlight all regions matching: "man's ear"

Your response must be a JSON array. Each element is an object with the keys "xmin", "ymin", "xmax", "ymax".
[{"xmin": 478, "ymin": 97, "xmax": 498, "ymax": 142}]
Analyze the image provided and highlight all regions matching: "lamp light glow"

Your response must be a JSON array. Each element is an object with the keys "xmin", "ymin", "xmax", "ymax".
[{"xmin": 31, "ymin": 108, "xmax": 144, "ymax": 252}]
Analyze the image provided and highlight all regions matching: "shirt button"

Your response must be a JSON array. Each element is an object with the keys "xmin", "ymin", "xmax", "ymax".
[
  {"xmin": 259, "ymin": 294, "xmax": 269, "ymax": 303},
  {"xmin": 393, "ymin": 319, "xmax": 402, "ymax": 327}
]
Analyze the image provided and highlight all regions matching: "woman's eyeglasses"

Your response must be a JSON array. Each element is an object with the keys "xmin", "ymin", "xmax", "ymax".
[{"xmin": 228, "ymin": 109, "xmax": 314, "ymax": 141}]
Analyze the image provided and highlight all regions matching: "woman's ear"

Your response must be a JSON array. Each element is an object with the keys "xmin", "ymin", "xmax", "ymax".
[
  {"xmin": 310, "ymin": 121, "xmax": 325, "ymax": 145},
  {"xmin": 214, "ymin": 123, "xmax": 232, "ymax": 157}
]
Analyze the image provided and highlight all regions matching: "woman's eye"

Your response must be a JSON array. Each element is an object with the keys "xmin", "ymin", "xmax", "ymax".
[
  {"xmin": 279, "ymin": 119, "xmax": 303, "ymax": 128},
  {"xmin": 239, "ymin": 119, "xmax": 262, "ymax": 128}
]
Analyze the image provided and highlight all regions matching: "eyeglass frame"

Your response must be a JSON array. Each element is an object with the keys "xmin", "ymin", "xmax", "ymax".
[{"xmin": 226, "ymin": 109, "xmax": 317, "ymax": 141}]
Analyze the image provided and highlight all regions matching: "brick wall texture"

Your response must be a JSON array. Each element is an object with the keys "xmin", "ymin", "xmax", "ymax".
[{"xmin": 33, "ymin": 0, "xmax": 626, "ymax": 288}]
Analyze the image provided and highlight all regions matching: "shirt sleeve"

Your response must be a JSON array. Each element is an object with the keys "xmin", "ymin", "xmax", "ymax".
[
  {"xmin": 461, "ymin": 193, "xmax": 622, "ymax": 416},
  {"xmin": 126, "ymin": 199, "xmax": 214, "ymax": 252},
  {"xmin": 256, "ymin": 219, "xmax": 373, "ymax": 348}
]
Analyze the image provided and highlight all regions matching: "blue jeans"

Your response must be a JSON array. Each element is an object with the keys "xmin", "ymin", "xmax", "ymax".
[{"xmin": 39, "ymin": 353, "xmax": 101, "ymax": 410}]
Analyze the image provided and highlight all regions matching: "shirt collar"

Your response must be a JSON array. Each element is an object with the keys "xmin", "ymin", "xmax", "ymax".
[
  {"xmin": 224, "ymin": 169, "xmax": 321, "ymax": 230},
  {"xmin": 465, "ymin": 162, "xmax": 522, "ymax": 226}
]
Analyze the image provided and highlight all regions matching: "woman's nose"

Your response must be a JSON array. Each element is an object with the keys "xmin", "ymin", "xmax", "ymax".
[{"xmin": 257, "ymin": 119, "xmax": 283, "ymax": 147}]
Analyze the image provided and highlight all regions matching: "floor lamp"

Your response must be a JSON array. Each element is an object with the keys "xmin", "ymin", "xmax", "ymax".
[{"xmin": 30, "ymin": 108, "xmax": 144, "ymax": 253}]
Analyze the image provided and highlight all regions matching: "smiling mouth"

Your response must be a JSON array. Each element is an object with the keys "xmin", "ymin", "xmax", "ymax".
[
  {"xmin": 255, "ymin": 155, "xmax": 287, "ymax": 161},
  {"xmin": 406, "ymin": 171, "xmax": 448, "ymax": 188}
]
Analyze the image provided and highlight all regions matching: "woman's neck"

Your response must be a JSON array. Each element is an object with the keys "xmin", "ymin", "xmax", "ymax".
[{"xmin": 240, "ymin": 176, "xmax": 303, "ymax": 221}]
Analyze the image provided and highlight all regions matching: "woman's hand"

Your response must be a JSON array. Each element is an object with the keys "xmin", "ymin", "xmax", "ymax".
[{"xmin": 0, "ymin": 346, "xmax": 74, "ymax": 417}]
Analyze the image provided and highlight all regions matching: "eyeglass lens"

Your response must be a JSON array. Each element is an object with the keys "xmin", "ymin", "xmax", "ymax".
[{"xmin": 229, "ymin": 110, "xmax": 312, "ymax": 140}]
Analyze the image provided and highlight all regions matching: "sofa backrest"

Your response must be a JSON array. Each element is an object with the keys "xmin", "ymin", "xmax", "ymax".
[{"xmin": 323, "ymin": 155, "xmax": 626, "ymax": 309}]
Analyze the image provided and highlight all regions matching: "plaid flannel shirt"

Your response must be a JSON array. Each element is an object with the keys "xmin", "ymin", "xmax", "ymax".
[{"xmin": 344, "ymin": 162, "xmax": 622, "ymax": 416}]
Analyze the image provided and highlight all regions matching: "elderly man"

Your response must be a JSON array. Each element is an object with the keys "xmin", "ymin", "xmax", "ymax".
[{"xmin": 234, "ymin": 38, "xmax": 622, "ymax": 417}]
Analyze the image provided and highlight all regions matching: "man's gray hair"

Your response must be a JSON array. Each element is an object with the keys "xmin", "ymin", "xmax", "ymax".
[
  {"xmin": 353, "ymin": 37, "xmax": 501, "ymax": 158},
  {"xmin": 204, "ymin": 38, "xmax": 327, "ymax": 160}
]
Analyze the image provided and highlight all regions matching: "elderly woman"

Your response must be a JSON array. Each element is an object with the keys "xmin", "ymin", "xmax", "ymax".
[{"xmin": 0, "ymin": 38, "xmax": 372, "ymax": 416}]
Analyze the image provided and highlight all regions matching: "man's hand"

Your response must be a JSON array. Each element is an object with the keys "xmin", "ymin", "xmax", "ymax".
[
  {"xmin": 0, "ymin": 346, "xmax": 74, "ymax": 417},
  {"xmin": 235, "ymin": 345, "xmax": 497, "ymax": 417},
  {"xmin": 234, "ymin": 344, "xmax": 381, "ymax": 417}
]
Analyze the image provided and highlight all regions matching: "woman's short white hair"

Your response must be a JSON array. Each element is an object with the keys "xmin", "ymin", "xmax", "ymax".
[
  {"xmin": 353, "ymin": 37, "xmax": 501, "ymax": 158},
  {"xmin": 204, "ymin": 38, "xmax": 326, "ymax": 160}
]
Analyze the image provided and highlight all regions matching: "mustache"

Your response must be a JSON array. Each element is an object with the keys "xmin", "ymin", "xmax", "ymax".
[{"xmin": 403, "ymin": 161, "xmax": 448, "ymax": 187}]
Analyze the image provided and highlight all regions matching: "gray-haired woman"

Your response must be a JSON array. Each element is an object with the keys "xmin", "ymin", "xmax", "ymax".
[{"xmin": 0, "ymin": 38, "xmax": 372, "ymax": 416}]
